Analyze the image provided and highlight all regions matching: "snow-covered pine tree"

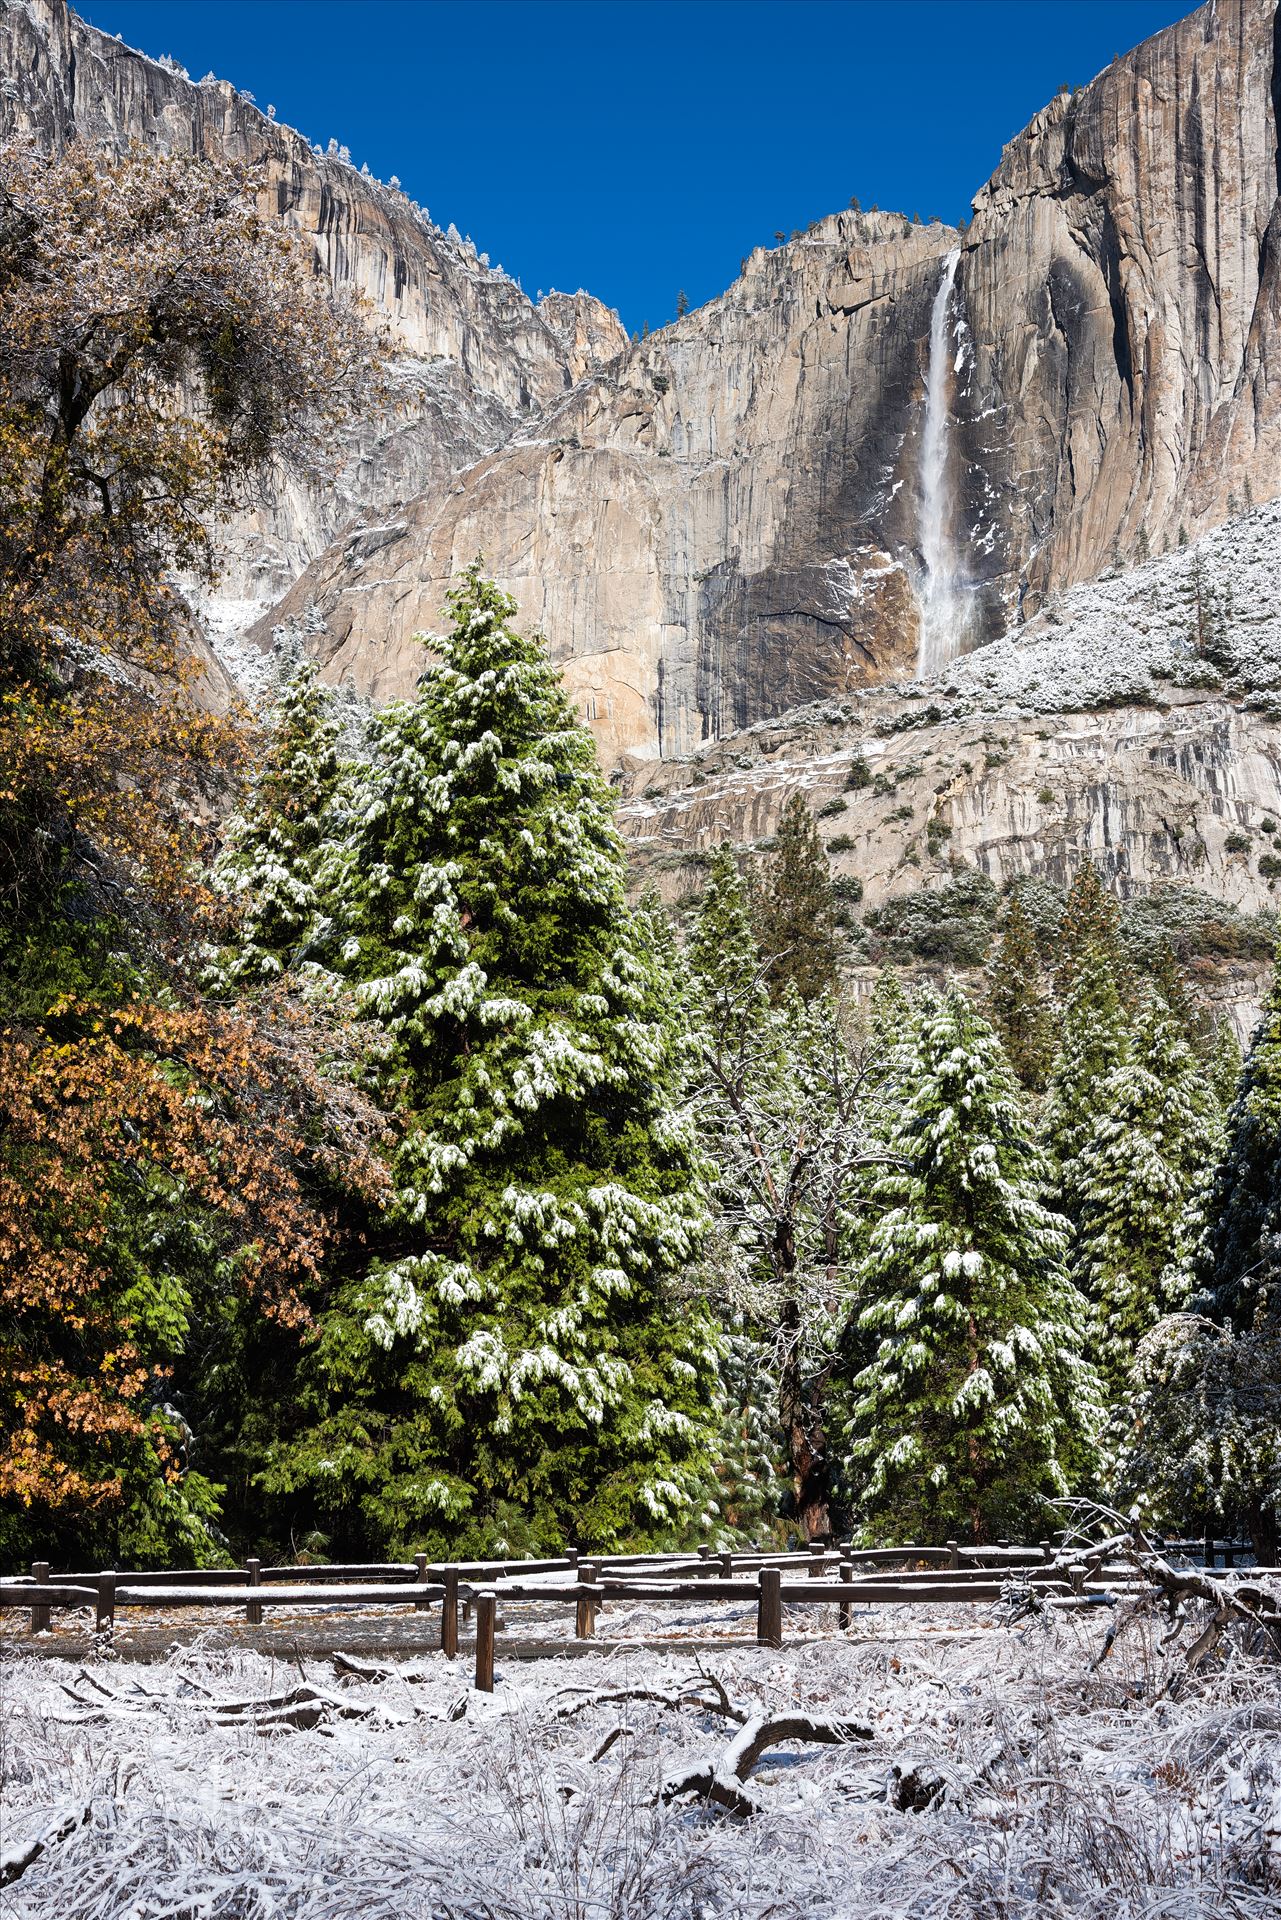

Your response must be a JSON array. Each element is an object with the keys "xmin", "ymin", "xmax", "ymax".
[
  {"xmin": 1117, "ymin": 1309, "xmax": 1281, "ymax": 1561},
  {"xmin": 867, "ymin": 966, "xmax": 911, "ymax": 1047},
  {"xmin": 843, "ymin": 985, "xmax": 1100, "ymax": 1544},
  {"xmin": 1070, "ymin": 986, "xmax": 1224, "ymax": 1401},
  {"xmin": 1118, "ymin": 953, "xmax": 1281, "ymax": 1561},
  {"xmin": 986, "ymin": 892, "xmax": 1055, "ymax": 1090},
  {"xmin": 1054, "ymin": 860, "xmax": 1124, "ymax": 995},
  {"xmin": 1191, "ymin": 964, "xmax": 1281, "ymax": 1333},
  {"xmin": 754, "ymin": 792, "xmax": 840, "ymax": 1003},
  {"xmin": 1043, "ymin": 943, "xmax": 1132, "ymax": 1205},
  {"xmin": 1208, "ymin": 1017, "xmax": 1244, "ymax": 1113},
  {"xmin": 208, "ymin": 657, "xmax": 342, "ymax": 985},
  {"xmin": 262, "ymin": 568, "xmax": 718, "ymax": 1553}
]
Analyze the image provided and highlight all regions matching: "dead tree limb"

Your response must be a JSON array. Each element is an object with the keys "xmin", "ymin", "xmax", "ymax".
[{"xmin": 662, "ymin": 1710, "xmax": 874, "ymax": 1818}]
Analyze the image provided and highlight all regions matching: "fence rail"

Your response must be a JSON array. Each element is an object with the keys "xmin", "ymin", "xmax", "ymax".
[{"xmin": 5, "ymin": 1537, "xmax": 1268, "ymax": 1692}]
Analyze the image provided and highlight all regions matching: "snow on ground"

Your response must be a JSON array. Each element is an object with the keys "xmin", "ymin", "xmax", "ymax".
[
  {"xmin": 3, "ymin": 1599, "xmax": 1279, "ymax": 1918},
  {"xmin": 942, "ymin": 501, "xmax": 1281, "ymax": 716}
]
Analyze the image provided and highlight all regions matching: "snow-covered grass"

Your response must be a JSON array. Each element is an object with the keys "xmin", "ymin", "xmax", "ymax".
[{"xmin": 4, "ymin": 1601, "xmax": 1279, "ymax": 1918}]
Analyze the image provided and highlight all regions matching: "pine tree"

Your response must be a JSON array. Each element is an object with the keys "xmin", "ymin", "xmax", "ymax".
[
  {"xmin": 1190, "ymin": 955, "xmax": 1281, "ymax": 1332},
  {"xmin": 1070, "ymin": 987, "xmax": 1223, "ymax": 1400},
  {"xmin": 207, "ymin": 657, "xmax": 343, "ymax": 986},
  {"xmin": 1054, "ymin": 860, "xmax": 1124, "ymax": 995},
  {"xmin": 1208, "ymin": 1018, "xmax": 1244, "ymax": 1112},
  {"xmin": 1044, "ymin": 944, "xmax": 1132, "ymax": 1192},
  {"xmin": 261, "ymin": 569, "xmax": 719, "ymax": 1554},
  {"xmin": 842, "ymin": 986, "xmax": 1099, "ymax": 1543},
  {"xmin": 754, "ymin": 793, "xmax": 840, "ymax": 1003},
  {"xmin": 1124, "ymin": 951, "xmax": 1281, "ymax": 1561},
  {"xmin": 1117, "ymin": 1309, "xmax": 1281, "ymax": 1559},
  {"xmin": 986, "ymin": 893, "xmax": 1055, "ymax": 1090}
]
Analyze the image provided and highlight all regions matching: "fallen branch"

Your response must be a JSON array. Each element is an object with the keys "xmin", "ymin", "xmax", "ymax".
[
  {"xmin": 0, "ymin": 1805, "xmax": 90, "ymax": 1887},
  {"xmin": 662, "ymin": 1710, "xmax": 874, "ymax": 1819},
  {"xmin": 554, "ymin": 1678, "xmax": 745, "ymax": 1724}
]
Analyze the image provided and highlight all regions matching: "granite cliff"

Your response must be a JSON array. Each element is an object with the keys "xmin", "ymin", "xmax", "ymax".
[
  {"xmin": 247, "ymin": 0, "xmax": 1281, "ymax": 765},
  {"xmin": 0, "ymin": 0, "xmax": 627, "ymax": 613},
  {"xmin": 6, "ymin": 0, "xmax": 1281, "ymax": 1009}
]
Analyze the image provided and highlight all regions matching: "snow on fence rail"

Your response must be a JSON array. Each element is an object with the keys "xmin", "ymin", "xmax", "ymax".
[{"xmin": 3, "ymin": 1534, "xmax": 1233, "ymax": 1688}]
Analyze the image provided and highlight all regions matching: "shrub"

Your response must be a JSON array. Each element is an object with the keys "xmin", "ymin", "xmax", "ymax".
[
  {"xmin": 818, "ymin": 796, "xmax": 848, "ymax": 819},
  {"xmin": 1259, "ymin": 854, "xmax": 1281, "ymax": 882},
  {"xmin": 1224, "ymin": 831, "xmax": 1251, "ymax": 854},
  {"xmin": 863, "ymin": 870, "xmax": 1000, "ymax": 967},
  {"xmin": 827, "ymin": 833, "xmax": 856, "ymax": 854},
  {"xmin": 1119, "ymin": 885, "xmax": 1275, "ymax": 962},
  {"xmin": 844, "ymin": 752, "xmax": 872, "ymax": 790}
]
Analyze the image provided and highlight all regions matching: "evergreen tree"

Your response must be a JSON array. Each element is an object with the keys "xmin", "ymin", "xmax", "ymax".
[
  {"xmin": 1070, "ymin": 987, "xmax": 1223, "ymax": 1400},
  {"xmin": 1044, "ymin": 944, "xmax": 1132, "ymax": 1198},
  {"xmin": 842, "ymin": 986, "xmax": 1099, "ymax": 1543},
  {"xmin": 1128, "ymin": 950, "xmax": 1281, "ymax": 1561},
  {"xmin": 1208, "ymin": 1018, "xmax": 1244, "ymax": 1113},
  {"xmin": 986, "ymin": 893, "xmax": 1055, "ymax": 1090},
  {"xmin": 1190, "ymin": 954, "xmax": 1281, "ymax": 1331},
  {"xmin": 754, "ymin": 793, "xmax": 840, "ymax": 1003},
  {"xmin": 688, "ymin": 850, "xmax": 887, "ymax": 1538},
  {"xmin": 208, "ymin": 657, "xmax": 343, "ymax": 985},
  {"xmin": 867, "ymin": 967, "xmax": 911, "ymax": 1046},
  {"xmin": 1054, "ymin": 860, "xmax": 1124, "ymax": 995},
  {"xmin": 261, "ymin": 569, "xmax": 719, "ymax": 1553}
]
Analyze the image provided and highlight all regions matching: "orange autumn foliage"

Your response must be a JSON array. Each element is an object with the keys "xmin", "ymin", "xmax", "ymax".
[{"xmin": 0, "ymin": 993, "xmax": 390, "ymax": 1516}]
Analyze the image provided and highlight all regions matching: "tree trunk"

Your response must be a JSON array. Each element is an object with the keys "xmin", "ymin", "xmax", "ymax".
[
  {"xmin": 777, "ymin": 1265, "xmax": 830, "ymax": 1541},
  {"xmin": 1248, "ymin": 1501, "xmax": 1278, "ymax": 1568}
]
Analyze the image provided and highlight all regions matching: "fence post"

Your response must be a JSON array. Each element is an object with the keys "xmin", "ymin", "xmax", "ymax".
[
  {"xmin": 474, "ymin": 1590, "xmax": 496, "ymax": 1692},
  {"xmin": 697, "ymin": 1543, "xmax": 711, "ymax": 1576},
  {"xmin": 757, "ymin": 1567, "xmax": 782, "ymax": 1649},
  {"xmin": 565, "ymin": 1546, "xmax": 579, "ymax": 1571},
  {"xmin": 414, "ymin": 1552, "xmax": 431, "ymax": 1612},
  {"xmin": 95, "ymin": 1573, "xmax": 116, "ymax": 1635},
  {"xmin": 245, "ymin": 1558, "xmax": 262, "ymax": 1626},
  {"xmin": 575, "ymin": 1563, "xmax": 598, "ymax": 1639},
  {"xmin": 718, "ymin": 1551, "xmax": 733, "ymax": 1580},
  {"xmin": 30, "ymin": 1562, "xmax": 50, "ymax": 1635},
  {"xmin": 947, "ymin": 1539, "xmax": 960, "ymax": 1571},
  {"xmin": 808, "ymin": 1540, "xmax": 824, "ymax": 1578},
  {"xmin": 1039, "ymin": 1540, "xmax": 1052, "ymax": 1565},
  {"xmin": 838, "ymin": 1559, "xmax": 854, "ymax": 1632},
  {"xmin": 441, "ymin": 1566, "xmax": 459, "ymax": 1658}
]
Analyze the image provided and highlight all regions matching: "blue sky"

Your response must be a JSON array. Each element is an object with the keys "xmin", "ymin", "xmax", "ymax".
[{"xmin": 81, "ymin": 0, "xmax": 1191, "ymax": 331}]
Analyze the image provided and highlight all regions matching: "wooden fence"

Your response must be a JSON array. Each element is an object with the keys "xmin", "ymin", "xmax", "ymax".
[{"xmin": 0, "ymin": 1535, "xmax": 1224, "ymax": 1689}]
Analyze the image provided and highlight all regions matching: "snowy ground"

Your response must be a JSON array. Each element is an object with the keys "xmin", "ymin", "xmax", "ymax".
[
  {"xmin": 3, "ymin": 1599, "xmax": 1279, "ymax": 1918},
  {"xmin": 943, "ymin": 502, "xmax": 1281, "ymax": 716}
]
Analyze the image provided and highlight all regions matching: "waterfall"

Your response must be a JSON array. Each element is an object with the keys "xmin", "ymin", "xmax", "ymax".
[{"xmin": 917, "ymin": 247, "xmax": 967, "ymax": 679}]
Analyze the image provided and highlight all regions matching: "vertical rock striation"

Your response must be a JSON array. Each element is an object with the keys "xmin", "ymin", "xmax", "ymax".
[
  {"xmin": 4, "ymin": 0, "xmax": 1281, "ymax": 769},
  {"xmin": 250, "ymin": 0, "xmax": 1281, "ymax": 763},
  {"xmin": 0, "ymin": 0, "xmax": 626, "ymax": 610}
]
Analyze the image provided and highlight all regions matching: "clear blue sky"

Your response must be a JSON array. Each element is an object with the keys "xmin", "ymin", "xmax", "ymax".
[{"xmin": 79, "ymin": 0, "xmax": 1191, "ymax": 331}]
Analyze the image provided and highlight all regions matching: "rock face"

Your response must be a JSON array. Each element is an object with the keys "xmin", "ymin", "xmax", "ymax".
[
  {"xmin": 6, "ymin": 0, "xmax": 1281, "ymax": 773},
  {"xmin": 250, "ymin": 0, "xmax": 1281, "ymax": 765},
  {"xmin": 0, "ymin": 0, "xmax": 627, "ymax": 610},
  {"xmin": 614, "ymin": 503, "xmax": 1281, "ymax": 1036}
]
